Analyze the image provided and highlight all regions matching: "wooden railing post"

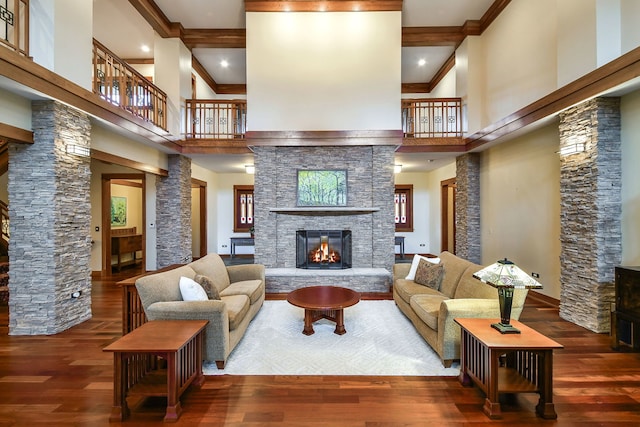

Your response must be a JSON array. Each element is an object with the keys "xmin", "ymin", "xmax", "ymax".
[{"xmin": 0, "ymin": 0, "xmax": 29, "ymax": 56}]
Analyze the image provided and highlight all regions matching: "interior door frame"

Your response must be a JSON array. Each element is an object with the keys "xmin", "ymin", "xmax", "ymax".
[
  {"xmin": 192, "ymin": 178, "xmax": 207, "ymax": 258},
  {"xmin": 101, "ymin": 173, "xmax": 146, "ymax": 276},
  {"xmin": 440, "ymin": 177, "xmax": 456, "ymax": 254}
]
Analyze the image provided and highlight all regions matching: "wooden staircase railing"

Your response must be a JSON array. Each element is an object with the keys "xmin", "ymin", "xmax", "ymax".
[
  {"xmin": 185, "ymin": 100, "xmax": 247, "ymax": 140},
  {"xmin": 92, "ymin": 38, "xmax": 167, "ymax": 130},
  {"xmin": 402, "ymin": 98, "xmax": 463, "ymax": 139}
]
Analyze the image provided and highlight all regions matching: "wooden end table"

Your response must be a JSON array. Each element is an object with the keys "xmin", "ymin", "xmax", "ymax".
[
  {"xmin": 287, "ymin": 286, "xmax": 360, "ymax": 335},
  {"xmin": 103, "ymin": 320, "xmax": 208, "ymax": 422},
  {"xmin": 455, "ymin": 318, "xmax": 563, "ymax": 420}
]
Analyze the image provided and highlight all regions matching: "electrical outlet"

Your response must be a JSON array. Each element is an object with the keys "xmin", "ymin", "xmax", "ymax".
[
  {"xmin": 532, "ymin": 272, "xmax": 540, "ymax": 278},
  {"xmin": 419, "ymin": 244, "xmax": 426, "ymax": 247},
  {"xmin": 222, "ymin": 244, "xmax": 227, "ymax": 248}
]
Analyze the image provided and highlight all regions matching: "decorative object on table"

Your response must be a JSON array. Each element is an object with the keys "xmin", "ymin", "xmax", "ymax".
[
  {"xmin": 473, "ymin": 258, "xmax": 543, "ymax": 334},
  {"xmin": 249, "ymin": 226, "xmax": 254, "ymax": 238}
]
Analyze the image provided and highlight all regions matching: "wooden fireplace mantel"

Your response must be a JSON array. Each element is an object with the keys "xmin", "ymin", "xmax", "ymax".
[{"xmin": 269, "ymin": 207, "xmax": 380, "ymax": 215}]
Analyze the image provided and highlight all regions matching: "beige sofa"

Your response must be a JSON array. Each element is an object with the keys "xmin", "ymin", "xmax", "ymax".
[
  {"xmin": 393, "ymin": 251, "xmax": 528, "ymax": 367},
  {"xmin": 135, "ymin": 253, "xmax": 265, "ymax": 369}
]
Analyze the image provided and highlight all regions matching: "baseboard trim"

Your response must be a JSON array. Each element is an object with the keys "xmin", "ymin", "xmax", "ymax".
[{"xmin": 527, "ymin": 290, "xmax": 559, "ymax": 308}]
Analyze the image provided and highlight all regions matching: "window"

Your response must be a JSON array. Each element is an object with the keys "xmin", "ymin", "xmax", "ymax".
[
  {"xmin": 234, "ymin": 185, "xmax": 254, "ymax": 232},
  {"xmin": 395, "ymin": 185, "xmax": 413, "ymax": 232}
]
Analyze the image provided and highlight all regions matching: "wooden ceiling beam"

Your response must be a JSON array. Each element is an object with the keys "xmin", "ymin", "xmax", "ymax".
[
  {"xmin": 0, "ymin": 122, "xmax": 33, "ymax": 144},
  {"xmin": 127, "ymin": 0, "xmax": 181, "ymax": 38},
  {"xmin": 183, "ymin": 29, "xmax": 246, "ymax": 49},
  {"xmin": 244, "ymin": 1, "xmax": 402, "ymax": 12}
]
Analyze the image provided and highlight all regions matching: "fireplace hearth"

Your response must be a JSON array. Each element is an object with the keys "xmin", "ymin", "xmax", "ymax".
[{"xmin": 296, "ymin": 230, "xmax": 352, "ymax": 269}]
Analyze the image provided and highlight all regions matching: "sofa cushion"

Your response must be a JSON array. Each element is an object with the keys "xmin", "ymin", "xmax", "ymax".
[
  {"xmin": 414, "ymin": 259, "xmax": 444, "ymax": 290},
  {"xmin": 438, "ymin": 251, "xmax": 475, "ymax": 298},
  {"xmin": 179, "ymin": 276, "xmax": 209, "ymax": 301},
  {"xmin": 136, "ymin": 265, "xmax": 197, "ymax": 310},
  {"xmin": 454, "ymin": 265, "xmax": 498, "ymax": 300},
  {"xmin": 410, "ymin": 294, "xmax": 450, "ymax": 331},
  {"xmin": 189, "ymin": 253, "xmax": 231, "ymax": 292},
  {"xmin": 219, "ymin": 279, "xmax": 264, "ymax": 305},
  {"xmin": 405, "ymin": 254, "xmax": 441, "ymax": 280},
  {"xmin": 194, "ymin": 274, "xmax": 221, "ymax": 300},
  {"xmin": 394, "ymin": 278, "xmax": 444, "ymax": 305},
  {"xmin": 221, "ymin": 294, "xmax": 251, "ymax": 330}
]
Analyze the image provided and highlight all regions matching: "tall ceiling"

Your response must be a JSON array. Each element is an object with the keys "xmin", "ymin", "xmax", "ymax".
[{"xmin": 92, "ymin": 0, "xmax": 500, "ymax": 172}]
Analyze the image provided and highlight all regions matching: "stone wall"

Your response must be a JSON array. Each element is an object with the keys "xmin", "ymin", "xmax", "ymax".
[
  {"xmin": 455, "ymin": 153, "xmax": 481, "ymax": 264},
  {"xmin": 156, "ymin": 154, "xmax": 193, "ymax": 268},
  {"xmin": 8, "ymin": 101, "xmax": 92, "ymax": 335},
  {"xmin": 558, "ymin": 97, "xmax": 621, "ymax": 333},
  {"xmin": 253, "ymin": 145, "xmax": 396, "ymax": 274}
]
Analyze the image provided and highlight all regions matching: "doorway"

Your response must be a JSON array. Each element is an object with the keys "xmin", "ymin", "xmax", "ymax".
[
  {"xmin": 101, "ymin": 174, "xmax": 145, "ymax": 276},
  {"xmin": 191, "ymin": 178, "xmax": 207, "ymax": 259},
  {"xmin": 441, "ymin": 178, "xmax": 456, "ymax": 253}
]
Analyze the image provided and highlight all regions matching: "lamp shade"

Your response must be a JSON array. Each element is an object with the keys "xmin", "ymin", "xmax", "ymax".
[
  {"xmin": 473, "ymin": 258, "xmax": 542, "ymax": 334},
  {"xmin": 473, "ymin": 258, "xmax": 542, "ymax": 289}
]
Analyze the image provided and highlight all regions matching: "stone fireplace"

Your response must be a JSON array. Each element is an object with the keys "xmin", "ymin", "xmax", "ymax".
[
  {"xmin": 249, "ymin": 135, "xmax": 399, "ymax": 293},
  {"xmin": 296, "ymin": 230, "xmax": 352, "ymax": 269}
]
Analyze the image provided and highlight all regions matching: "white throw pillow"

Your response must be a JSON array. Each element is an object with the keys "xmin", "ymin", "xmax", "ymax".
[
  {"xmin": 405, "ymin": 255, "xmax": 441, "ymax": 280},
  {"xmin": 179, "ymin": 276, "xmax": 209, "ymax": 301}
]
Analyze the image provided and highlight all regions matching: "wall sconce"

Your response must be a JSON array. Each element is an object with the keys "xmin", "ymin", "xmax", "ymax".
[
  {"xmin": 245, "ymin": 164, "xmax": 255, "ymax": 174},
  {"xmin": 65, "ymin": 144, "xmax": 90, "ymax": 157},
  {"xmin": 559, "ymin": 142, "xmax": 586, "ymax": 157},
  {"xmin": 394, "ymin": 164, "xmax": 403, "ymax": 174}
]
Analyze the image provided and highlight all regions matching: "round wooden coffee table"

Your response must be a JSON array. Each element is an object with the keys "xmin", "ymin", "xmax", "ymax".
[{"xmin": 287, "ymin": 286, "xmax": 361, "ymax": 335}]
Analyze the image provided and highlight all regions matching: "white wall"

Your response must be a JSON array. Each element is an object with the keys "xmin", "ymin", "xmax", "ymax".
[
  {"xmin": 621, "ymin": 90, "xmax": 640, "ymax": 265},
  {"xmin": 0, "ymin": 88, "xmax": 32, "ymax": 130},
  {"xmin": 479, "ymin": 122, "xmax": 562, "ymax": 300},
  {"xmin": 246, "ymin": 11, "xmax": 401, "ymax": 131},
  {"xmin": 191, "ymin": 163, "xmax": 219, "ymax": 257},
  {"xmin": 425, "ymin": 161, "xmax": 456, "ymax": 255},
  {"xmin": 91, "ymin": 124, "xmax": 168, "ymax": 170},
  {"xmin": 394, "ymin": 172, "xmax": 430, "ymax": 256},
  {"xmin": 216, "ymin": 173, "xmax": 254, "ymax": 255},
  {"xmin": 621, "ymin": 0, "xmax": 640, "ymax": 53}
]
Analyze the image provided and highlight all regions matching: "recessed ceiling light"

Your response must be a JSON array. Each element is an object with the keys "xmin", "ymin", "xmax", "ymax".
[
  {"xmin": 220, "ymin": 60, "xmax": 229, "ymax": 68},
  {"xmin": 418, "ymin": 59, "xmax": 426, "ymax": 66},
  {"xmin": 141, "ymin": 45, "xmax": 150, "ymax": 53}
]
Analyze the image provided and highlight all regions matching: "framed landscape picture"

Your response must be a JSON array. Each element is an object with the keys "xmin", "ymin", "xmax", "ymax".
[
  {"xmin": 297, "ymin": 169, "xmax": 347, "ymax": 207},
  {"xmin": 110, "ymin": 196, "xmax": 127, "ymax": 226}
]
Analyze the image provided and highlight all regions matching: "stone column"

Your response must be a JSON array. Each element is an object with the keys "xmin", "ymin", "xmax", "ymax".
[
  {"xmin": 156, "ymin": 154, "xmax": 192, "ymax": 268},
  {"xmin": 8, "ymin": 101, "xmax": 92, "ymax": 335},
  {"xmin": 371, "ymin": 145, "xmax": 396, "ymax": 272},
  {"xmin": 558, "ymin": 97, "xmax": 621, "ymax": 333},
  {"xmin": 455, "ymin": 153, "xmax": 481, "ymax": 263},
  {"xmin": 253, "ymin": 146, "xmax": 278, "ymax": 268}
]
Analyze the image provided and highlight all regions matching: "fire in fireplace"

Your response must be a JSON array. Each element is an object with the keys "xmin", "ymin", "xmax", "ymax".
[{"xmin": 296, "ymin": 230, "xmax": 352, "ymax": 269}]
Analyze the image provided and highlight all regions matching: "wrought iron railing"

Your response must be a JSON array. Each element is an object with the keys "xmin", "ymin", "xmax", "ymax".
[
  {"xmin": 185, "ymin": 100, "xmax": 247, "ymax": 139},
  {"xmin": 402, "ymin": 98, "xmax": 462, "ymax": 138},
  {"xmin": 0, "ymin": 0, "xmax": 29, "ymax": 56},
  {"xmin": 92, "ymin": 39, "xmax": 167, "ymax": 130}
]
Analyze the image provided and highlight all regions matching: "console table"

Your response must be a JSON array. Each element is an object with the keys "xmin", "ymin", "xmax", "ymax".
[
  {"xmin": 103, "ymin": 320, "xmax": 208, "ymax": 422},
  {"xmin": 394, "ymin": 236, "xmax": 405, "ymax": 259},
  {"xmin": 230, "ymin": 236, "xmax": 254, "ymax": 258},
  {"xmin": 455, "ymin": 318, "xmax": 563, "ymax": 419},
  {"xmin": 111, "ymin": 227, "xmax": 143, "ymax": 272}
]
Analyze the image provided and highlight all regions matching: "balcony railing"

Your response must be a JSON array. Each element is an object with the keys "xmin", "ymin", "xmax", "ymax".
[
  {"xmin": 182, "ymin": 98, "xmax": 461, "ymax": 142},
  {"xmin": 185, "ymin": 100, "xmax": 247, "ymax": 139},
  {"xmin": 0, "ymin": 0, "xmax": 29, "ymax": 56},
  {"xmin": 92, "ymin": 39, "xmax": 167, "ymax": 130},
  {"xmin": 402, "ymin": 98, "xmax": 462, "ymax": 138}
]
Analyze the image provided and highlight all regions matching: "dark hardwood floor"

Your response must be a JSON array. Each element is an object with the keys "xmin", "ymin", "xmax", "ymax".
[{"xmin": 0, "ymin": 268, "xmax": 639, "ymax": 426}]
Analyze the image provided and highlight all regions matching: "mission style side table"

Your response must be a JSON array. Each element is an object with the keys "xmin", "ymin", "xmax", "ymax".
[
  {"xmin": 455, "ymin": 318, "xmax": 563, "ymax": 420},
  {"xmin": 103, "ymin": 320, "xmax": 208, "ymax": 422}
]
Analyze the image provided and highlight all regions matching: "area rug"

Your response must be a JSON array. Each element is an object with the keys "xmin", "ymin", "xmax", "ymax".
[{"xmin": 203, "ymin": 300, "xmax": 460, "ymax": 376}]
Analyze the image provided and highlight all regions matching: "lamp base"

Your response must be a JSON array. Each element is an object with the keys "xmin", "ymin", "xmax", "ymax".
[{"xmin": 491, "ymin": 322, "xmax": 521, "ymax": 334}]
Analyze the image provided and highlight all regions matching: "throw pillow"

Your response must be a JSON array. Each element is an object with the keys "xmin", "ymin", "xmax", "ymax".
[
  {"xmin": 413, "ymin": 259, "xmax": 444, "ymax": 290},
  {"xmin": 194, "ymin": 274, "xmax": 221, "ymax": 300},
  {"xmin": 179, "ymin": 276, "xmax": 209, "ymax": 301},
  {"xmin": 405, "ymin": 254, "xmax": 441, "ymax": 280}
]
